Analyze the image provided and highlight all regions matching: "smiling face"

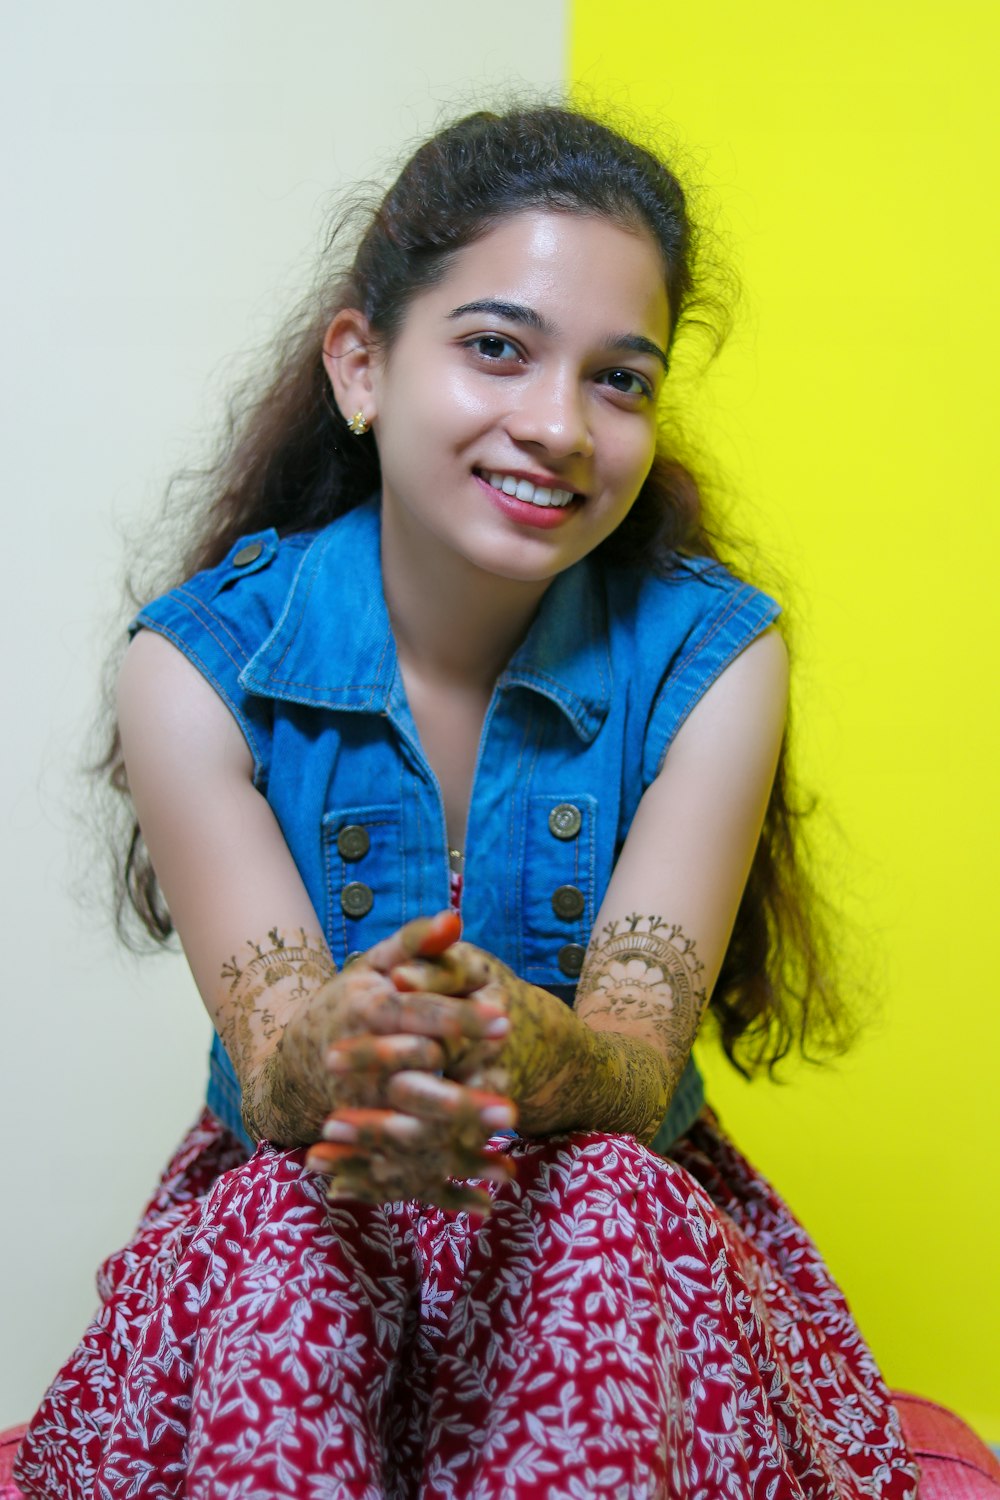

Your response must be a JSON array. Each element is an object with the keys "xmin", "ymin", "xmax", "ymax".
[{"xmin": 329, "ymin": 209, "xmax": 671, "ymax": 588}]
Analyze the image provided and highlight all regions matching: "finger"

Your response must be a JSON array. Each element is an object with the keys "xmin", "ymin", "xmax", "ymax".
[
  {"xmin": 364, "ymin": 911, "xmax": 462, "ymax": 973},
  {"xmin": 438, "ymin": 1031, "xmax": 508, "ymax": 1083},
  {"xmin": 391, "ymin": 944, "xmax": 494, "ymax": 996},
  {"xmin": 320, "ymin": 1155, "xmax": 455, "ymax": 1207},
  {"xmin": 320, "ymin": 972, "xmax": 484, "ymax": 1046},
  {"xmin": 306, "ymin": 1144, "xmax": 418, "ymax": 1205},
  {"xmin": 326, "ymin": 1033, "xmax": 446, "ymax": 1077},
  {"xmin": 366, "ymin": 991, "xmax": 508, "ymax": 1044},
  {"xmin": 321, "ymin": 1104, "xmax": 519, "ymax": 1186},
  {"xmin": 320, "ymin": 1150, "xmax": 512, "ymax": 1213},
  {"xmin": 446, "ymin": 940, "xmax": 500, "ymax": 986},
  {"xmin": 320, "ymin": 1152, "xmax": 411, "ymax": 1202},
  {"xmin": 325, "ymin": 965, "xmax": 402, "ymax": 1034},
  {"xmin": 386, "ymin": 1071, "xmax": 516, "ymax": 1124},
  {"xmin": 319, "ymin": 1107, "xmax": 493, "ymax": 1171},
  {"xmin": 458, "ymin": 1063, "xmax": 512, "ymax": 1095},
  {"xmin": 321, "ymin": 1107, "xmax": 424, "ymax": 1150},
  {"xmin": 385, "ymin": 1072, "xmax": 517, "ymax": 1151},
  {"xmin": 305, "ymin": 1141, "xmax": 373, "ymax": 1177},
  {"xmin": 413, "ymin": 911, "xmax": 463, "ymax": 956},
  {"xmin": 390, "ymin": 956, "xmax": 468, "ymax": 996}
]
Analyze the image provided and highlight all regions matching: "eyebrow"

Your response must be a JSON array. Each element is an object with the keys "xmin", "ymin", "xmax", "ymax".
[
  {"xmin": 447, "ymin": 298, "xmax": 669, "ymax": 373},
  {"xmin": 606, "ymin": 332, "xmax": 670, "ymax": 373},
  {"xmin": 449, "ymin": 298, "xmax": 550, "ymax": 332}
]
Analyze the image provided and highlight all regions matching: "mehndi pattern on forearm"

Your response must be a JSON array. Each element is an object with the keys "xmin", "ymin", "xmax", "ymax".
[
  {"xmin": 571, "ymin": 913, "xmax": 709, "ymax": 1142},
  {"xmin": 216, "ymin": 928, "xmax": 336, "ymax": 1146}
]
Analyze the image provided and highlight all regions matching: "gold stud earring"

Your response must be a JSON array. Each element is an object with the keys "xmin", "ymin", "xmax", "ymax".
[{"xmin": 347, "ymin": 411, "xmax": 370, "ymax": 436}]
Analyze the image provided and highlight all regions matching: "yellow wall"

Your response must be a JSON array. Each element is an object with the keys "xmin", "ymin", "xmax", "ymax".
[{"xmin": 570, "ymin": 1, "xmax": 999, "ymax": 1441}]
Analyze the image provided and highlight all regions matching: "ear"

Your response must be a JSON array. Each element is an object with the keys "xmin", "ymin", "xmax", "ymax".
[{"xmin": 322, "ymin": 308, "xmax": 380, "ymax": 426}]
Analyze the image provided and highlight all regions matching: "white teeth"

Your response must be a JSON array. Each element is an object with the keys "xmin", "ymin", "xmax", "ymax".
[{"xmin": 486, "ymin": 471, "xmax": 575, "ymax": 508}]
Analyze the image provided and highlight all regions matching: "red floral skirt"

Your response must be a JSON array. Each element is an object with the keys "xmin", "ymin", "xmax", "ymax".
[{"xmin": 15, "ymin": 1110, "xmax": 918, "ymax": 1499}]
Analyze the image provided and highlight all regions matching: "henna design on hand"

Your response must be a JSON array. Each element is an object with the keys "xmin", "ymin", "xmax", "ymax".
[{"xmin": 399, "ymin": 942, "xmax": 661, "ymax": 1143}]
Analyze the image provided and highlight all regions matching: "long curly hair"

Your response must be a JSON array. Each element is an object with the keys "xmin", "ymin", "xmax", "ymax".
[{"xmin": 100, "ymin": 101, "xmax": 852, "ymax": 1078}]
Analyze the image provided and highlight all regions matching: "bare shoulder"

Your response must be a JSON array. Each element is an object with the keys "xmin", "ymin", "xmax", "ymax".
[
  {"xmin": 689, "ymin": 624, "xmax": 788, "ymax": 718},
  {"xmin": 118, "ymin": 627, "xmax": 253, "ymax": 777},
  {"xmin": 664, "ymin": 625, "xmax": 788, "ymax": 773},
  {"xmin": 115, "ymin": 626, "xmax": 326, "ymax": 1043},
  {"xmin": 579, "ymin": 626, "xmax": 790, "ymax": 1044},
  {"xmin": 721, "ymin": 624, "xmax": 788, "ymax": 695}
]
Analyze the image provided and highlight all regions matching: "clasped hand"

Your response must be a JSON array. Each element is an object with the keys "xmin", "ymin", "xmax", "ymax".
[{"xmin": 302, "ymin": 912, "xmax": 518, "ymax": 1213}]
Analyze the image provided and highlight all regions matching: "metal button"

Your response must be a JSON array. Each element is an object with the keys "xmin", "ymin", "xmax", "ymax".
[
  {"xmin": 552, "ymin": 884, "xmax": 585, "ymax": 921},
  {"xmin": 557, "ymin": 943, "xmax": 586, "ymax": 978},
  {"xmin": 232, "ymin": 541, "xmax": 263, "ymax": 567},
  {"xmin": 548, "ymin": 803, "xmax": 582, "ymax": 840},
  {"xmin": 340, "ymin": 882, "xmax": 373, "ymax": 919},
  {"xmin": 336, "ymin": 824, "xmax": 370, "ymax": 861}
]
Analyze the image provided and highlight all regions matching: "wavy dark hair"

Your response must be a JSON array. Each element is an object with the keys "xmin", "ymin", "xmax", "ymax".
[{"xmin": 101, "ymin": 101, "xmax": 852, "ymax": 1077}]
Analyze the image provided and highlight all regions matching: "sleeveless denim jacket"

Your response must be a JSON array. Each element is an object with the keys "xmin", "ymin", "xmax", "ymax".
[{"xmin": 133, "ymin": 496, "xmax": 780, "ymax": 1156}]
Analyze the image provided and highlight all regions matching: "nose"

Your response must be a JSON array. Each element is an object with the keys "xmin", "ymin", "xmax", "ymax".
[{"xmin": 506, "ymin": 368, "xmax": 594, "ymax": 460}]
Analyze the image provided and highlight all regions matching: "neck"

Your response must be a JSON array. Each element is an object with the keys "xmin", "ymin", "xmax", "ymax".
[{"xmin": 380, "ymin": 504, "xmax": 550, "ymax": 691}]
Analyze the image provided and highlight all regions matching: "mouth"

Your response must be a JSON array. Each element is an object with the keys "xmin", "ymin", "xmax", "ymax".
[{"xmin": 474, "ymin": 469, "xmax": 580, "ymax": 509}]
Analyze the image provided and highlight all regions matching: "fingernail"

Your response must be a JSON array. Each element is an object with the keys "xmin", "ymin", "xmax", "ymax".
[
  {"xmin": 326, "ymin": 1048, "xmax": 351, "ymax": 1073},
  {"xmin": 321, "ymin": 1120, "xmax": 358, "ymax": 1143},
  {"xmin": 481, "ymin": 1104, "xmax": 516, "ymax": 1129},
  {"xmin": 485, "ymin": 1016, "xmax": 510, "ymax": 1039}
]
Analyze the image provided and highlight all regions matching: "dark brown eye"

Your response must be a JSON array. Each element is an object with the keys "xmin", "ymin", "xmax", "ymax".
[
  {"xmin": 468, "ymin": 334, "xmax": 520, "ymax": 361},
  {"xmin": 602, "ymin": 368, "xmax": 651, "ymax": 398}
]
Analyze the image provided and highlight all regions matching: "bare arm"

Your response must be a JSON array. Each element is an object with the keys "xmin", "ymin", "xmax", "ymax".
[
  {"xmin": 520, "ymin": 627, "xmax": 789, "ymax": 1140},
  {"xmin": 118, "ymin": 630, "xmax": 504, "ymax": 1156},
  {"xmin": 565, "ymin": 624, "xmax": 789, "ymax": 1138},
  {"xmin": 536, "ymin": 627, "xmax": 788, "ymax": 1138},
  {"xmin": 118, "ymin": 631, "xmax": 338, "ymax": 1138}
]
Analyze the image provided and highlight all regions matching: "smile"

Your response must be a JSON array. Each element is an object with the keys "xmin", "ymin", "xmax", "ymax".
[{"xmin": 481, "ymin": 471, "xmax": 576, "ymax": 508}]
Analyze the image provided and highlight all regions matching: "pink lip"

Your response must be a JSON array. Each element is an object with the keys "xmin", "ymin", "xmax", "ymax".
[{"xmin": 473, "ymin": 473, "xmax": 580, "ymax": 530}]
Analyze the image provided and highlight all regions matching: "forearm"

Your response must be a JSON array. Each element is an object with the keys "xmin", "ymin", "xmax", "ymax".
[
  {"xmin": 498, "ymin": 913, "xmax": 709, "ymax": 1144},
  {"xmin": 213, "ymin": 927, "xmax": 338, "ymax": 1148}
]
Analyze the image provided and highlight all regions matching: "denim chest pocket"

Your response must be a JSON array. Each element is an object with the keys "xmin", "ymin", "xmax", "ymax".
[
  {"xmin": 519, "ymin": 792, "xmax": 598, "ymax": 987},
  {"xmin": 322, "ymin": 804, "xmax": 403, "ymax": 965}
]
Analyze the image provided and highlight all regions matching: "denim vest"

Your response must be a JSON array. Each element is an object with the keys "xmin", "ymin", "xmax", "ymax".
[{"xmin": 134, "ymin": 497, "xmax": 779, "ymax": 1156}]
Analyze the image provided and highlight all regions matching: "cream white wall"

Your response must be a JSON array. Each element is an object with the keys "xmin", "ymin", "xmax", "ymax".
[{"xmin": 0, "ymin": 0, "xmax": 565, "ymax": 1429}]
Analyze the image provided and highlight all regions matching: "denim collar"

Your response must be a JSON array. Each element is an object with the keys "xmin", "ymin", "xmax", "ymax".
[{"xmin": 241, "ymin": 496, "xmax": 612, "ymax": 743}]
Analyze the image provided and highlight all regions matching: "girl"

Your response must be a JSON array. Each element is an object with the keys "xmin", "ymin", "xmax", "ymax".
[{"xmin": 15, "ymin": 105, "xmax": 919, "ymax": 1499}]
